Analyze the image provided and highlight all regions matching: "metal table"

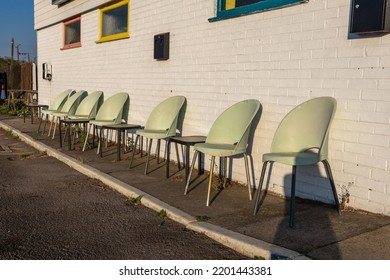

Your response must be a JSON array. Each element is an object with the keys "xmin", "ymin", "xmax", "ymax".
[
  {"xmin": 24, "ymin": 104, "xmax": 49, "ymax": 124},
  {"xmin": 59, "ymin": 118, "xmax": 90, "ymax": 150},
  {"xmin": 101, "ymin": 123, "xmax": 142, "ymax": 161},
  {"xmin": 167, "ymin": 135, "xmax": 206, "ymax": 182}
]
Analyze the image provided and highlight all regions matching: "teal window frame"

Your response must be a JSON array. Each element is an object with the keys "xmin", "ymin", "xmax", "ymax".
[{"xmin": 209, "ymin": 0, "xmax": 308, "ymax": 22}]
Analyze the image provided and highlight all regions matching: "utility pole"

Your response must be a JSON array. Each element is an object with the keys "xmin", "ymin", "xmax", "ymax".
[
  {"xmin": 16, "ymin": 44, "xmax": 21, "ymax": 61},
  {"xmin": 11, "ymin": 37, "xmax": 14, "ymax": 65}
]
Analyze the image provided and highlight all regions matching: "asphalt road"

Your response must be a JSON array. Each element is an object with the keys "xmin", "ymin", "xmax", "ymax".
[{"xmin": 0, "ymin": 128, "xmax": 246, "ymax": 260}]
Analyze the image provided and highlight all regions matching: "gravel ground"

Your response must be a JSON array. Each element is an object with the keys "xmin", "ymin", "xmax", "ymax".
[{"xmin": 0, "ymin": 128, "xmax": 246, "ymax": 260}]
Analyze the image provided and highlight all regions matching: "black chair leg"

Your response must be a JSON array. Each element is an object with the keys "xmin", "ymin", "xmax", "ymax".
[
  {"xmin": 253, "ymin": 161, "xmax": 268, "ymax": 216},
  {"xmin": 166, "ymin": 138, "xmax": 171, "ymax": 178},
  {"xmin": 144, "ymin": 139, "xmax": 153, "ymax": 175},
  {"xmin": 156, "ymin": 139, "xmax": 161, "ymax": 164},
  {"xmin": 175, "ymin": 143, "xmax": 180, "ymax": 171},
  {"xmin": 289, "ymin": 165, "xmax": 297, "ymax": 228},
  {"xmin": 322, "ymin": 160, "xmax": 341, "ymax": 215}
]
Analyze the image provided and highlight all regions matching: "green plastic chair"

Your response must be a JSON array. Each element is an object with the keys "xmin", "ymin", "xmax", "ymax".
[
  {"xmin": 184, "ymin": 99, "xmax": 261, "ymax": 206},
  {"xmin": 253, "ymin": 97, "xmax": 340, "ymax": 228},
  {"xmin": 39, "ymin": 89, "xmax": 75, "ymax": 134},
  {"xmin": 68, "ymin": 91, "xmax": 104, "ymax": 120},
  {"xmin": 83, "ymin": 92, "xmax": 129, "ymax": 152},
  {"xmin": 60, "ymin": 91, "xmax": 104, "ymax": 148},
  {"xmin": 129, "ymin": 95, "xmax": 186, "ymax": 175},
  {"xmin": 50, "ymin": 90, "xmax": 88, "ymax": 139}
]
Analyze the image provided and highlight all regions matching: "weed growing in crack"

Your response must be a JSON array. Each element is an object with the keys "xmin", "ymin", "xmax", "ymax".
[
  {"xmin": 158, "ymin": 209, "xmax": 167, "ymax": 218},
  {"xmin": 126, "ymin": 196, "xmax": 143, "ymax": 206}
]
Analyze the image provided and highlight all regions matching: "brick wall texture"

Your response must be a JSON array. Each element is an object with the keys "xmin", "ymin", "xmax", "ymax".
[{"xmin": 35, "ymin": 0, "xmax": 390, "ymax": 215}]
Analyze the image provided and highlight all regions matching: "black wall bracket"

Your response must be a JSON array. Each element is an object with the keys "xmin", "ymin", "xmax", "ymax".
[{"xmin": 154, "ymin": 33, "xmax": 170, "ymax": 61}]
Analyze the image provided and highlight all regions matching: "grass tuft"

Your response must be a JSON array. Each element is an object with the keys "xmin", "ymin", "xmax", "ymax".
[
  {"xmin": 126, "ymin": 196, "xmax": 143, "ymax": 206},
  {"xmin": 158, "ymin": 209, "xmax": 167, "ymax": 218}
]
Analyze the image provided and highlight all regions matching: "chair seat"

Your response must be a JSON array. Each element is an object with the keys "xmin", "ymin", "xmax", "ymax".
[
  {"xmin": 263, "ymin": 151, "xmax": 322, "ymax": 166},
  {"xmin": 51, "ymin": 112, "xmax": 68, "ymax": 118},
  {"xmin": 136, "ymin": 129, "xmax": 170, "ymax": 139},
  {"xmin": 68, "ymin": 114, "xmax": 89, "ymax": 120},
  {"xmin": 89, "ymin": 119, "xmax": 116, "ymax": 126},
  {"xmin": 194, "ymin": 142, "xmax": 236, "ymax": 157},
  {"xmin": 41, "ymin": 109, "xmax": 56, "ymax": 115}
]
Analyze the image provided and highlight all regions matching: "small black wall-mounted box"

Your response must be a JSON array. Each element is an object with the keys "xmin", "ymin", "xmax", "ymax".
[
  {"xmin": 154, "ymin": 32, "xmax": 169, "ymax": 60},
  {"xmin": 350, "ymin": 0, "xmax": 390, "ymax": 34}
]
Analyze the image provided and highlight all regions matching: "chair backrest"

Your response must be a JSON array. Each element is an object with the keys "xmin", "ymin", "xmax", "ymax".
[
  {"xmin": 270, "ymin": 97, "xmax": 337, "ymax": 160},
  {"xmin": 58, "ymin": 90, "xmax": 88, "ymax": 115},
  {"xmin": 49, "ymin": 89, "xmax": 75, "ymax": 111},
  {"xmin": 144, "ymin": 95, "xmax": 186, "ymax": 137},
  {"xmin": 95, "ymin": 92, "xmax": 129, "ymax": 124},
  {"xmin": 71, "ymin": 91, "xmax": 104, "ymax": 119},
  {"xmin": 206, "ymin": 99, "xmax": 261, "ymax": 155}
]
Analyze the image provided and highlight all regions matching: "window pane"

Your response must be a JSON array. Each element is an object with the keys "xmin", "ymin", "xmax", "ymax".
[
  {"xmin": 226, "ymin": 0, "xmax": 262, "ymax": 10},
  {"xmin": 65, "ymin": 20, "xmax": 80, "ymax": 45},
  {"xmin": 212, "ymin": 0, "xmax": 307, "ymax": 22},
  {"xmin": 236, "ymin": 0, "xmax": 261, "ymax": 8},
  {"xmin": 102, "ymin": 4, "xmax": 128, "ymax": 37}
]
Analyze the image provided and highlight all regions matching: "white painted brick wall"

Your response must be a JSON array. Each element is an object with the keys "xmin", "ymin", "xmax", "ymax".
[{"xmin": 35, "ymin": 0, "xmax": 390, "ymax": 215}]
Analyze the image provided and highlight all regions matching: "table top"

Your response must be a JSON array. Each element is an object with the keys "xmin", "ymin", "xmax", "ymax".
[
  {"xmin": 7, "ymin": 89, "xmax": 38, "ymax": 94},
  {"xmin": 60, "ymin": 118, "xmax": 90, "ymax": 123},
  {"xmin": 102, "ymin": 123, "xmax": 142, "ymax": 130},
  {"xmin": 170, "ymin": 135, "xmax": 207, "ymax": 145},
  {"xmin": 25, "ymin": 104, "xmax": 49, "ymax": 108}
]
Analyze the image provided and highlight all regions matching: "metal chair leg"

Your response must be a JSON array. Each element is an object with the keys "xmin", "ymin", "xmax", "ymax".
[
  {"xmin": 322, "ymin": 160, "xmax": 341, "ymax": 214},
  {"xmin": 144, "ymin": 138, "xmax": 153, "ymax": 175},
  {"xmin": 175, "ymin": 143, "xmax": 180, "ymax": 171},
  {"xmin": 244, "ymin": 153, "xmax": 252, "ymax": 200},
  {"xmin": 37, "ymin": 114, "xmax": 43, "ymax": 134},
  {"xmin": 180, "ymin": 145, "xmax": 185, "ymax": 168},
  {"xmin": 156, "ymin": 139, "xmax": 161, "ymax": 164},
  {"xmin": 166, "ymin": 138, "xmax": 170, "ymax": 178},
  {"xmin": 42, "ymin": 114, "xmax": 48, "ymax": 135},
  {"xmin": 64, "ymin": 123, "xmax": 69, "ymax": 143},
  {"xmin": 105, "ymin": 129, "xmax": 109, "ymax": 148},
  {"xmin": 48, "ymin": 116, "xmax": 54, "ymax": 137},
  {"xmin": 82, "ymin": 124, "xmax": 92, "ymax": 152},
  {"xmin": 97, "ymin": 127, "xmax": 102, "ymax": 155},
  {"xmin": 184, "ymin": 150, "xmax": 198, "ymax": 195},
  {"xmin": 52, "ymin": 117, "xmax": 58, "ymax": 139},
  {"xmin": 129, "ymin": 135, "xmax": 139, "ymax": 168},
  {"xmin": 289, "ymin": 165, "xmax": 297, "ymax": 228},
  {"xmin": 222, "ymin": 157, "xmax": 227, "ymax": 189},
  {"xmin": 253, "ymin": 161, "xmax": 268, "ymax": 215},
  {"xmin": 206, "ymin": 156, "xmax": 216, "ymax": 206},
  {"xmin": 72, "ymin": 124, "xmax": 77, "ymax": 146}
]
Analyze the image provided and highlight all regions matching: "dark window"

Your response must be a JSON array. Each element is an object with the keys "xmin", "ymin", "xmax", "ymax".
[{"xmin": 62, "ymin": 17, "xmax": 81, "ymax": 49}]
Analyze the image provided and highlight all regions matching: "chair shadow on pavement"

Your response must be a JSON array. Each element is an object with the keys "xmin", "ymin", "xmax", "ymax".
[
  {"xmin": 254, "ymin": 162, "xmax": 341, "ymax": 259},
  {"xmin": 271, "ymin": 164, "xmax": 341, "ymax": 259}
]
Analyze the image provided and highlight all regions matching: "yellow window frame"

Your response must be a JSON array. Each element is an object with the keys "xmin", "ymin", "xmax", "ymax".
[{"xmin": 96, "ymin": 0, "xmax": 130, "ymax": 43}]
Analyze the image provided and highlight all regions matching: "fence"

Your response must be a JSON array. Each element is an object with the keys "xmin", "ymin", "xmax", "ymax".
[{"xmin": 0, "ymin": 63, "xmax": 34, "ymax": 90}]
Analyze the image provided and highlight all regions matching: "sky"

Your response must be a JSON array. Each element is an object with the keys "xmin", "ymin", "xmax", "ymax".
[{"xmin": 0, "ymin": 0, "xmax": 37, "ymax": 62}]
